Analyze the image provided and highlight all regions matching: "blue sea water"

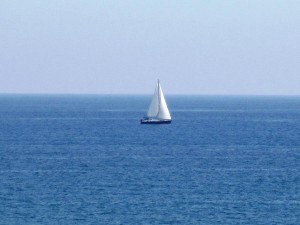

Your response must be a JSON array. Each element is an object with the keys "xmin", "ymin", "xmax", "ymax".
[{"xmin": 0, "ymin": 95, "xmax": 299, "ymax": 224}]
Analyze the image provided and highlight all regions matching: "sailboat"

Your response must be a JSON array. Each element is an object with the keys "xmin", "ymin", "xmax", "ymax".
[{"xmin": 141, "ymin": 80, "xmax": 172, "ymax": 124}]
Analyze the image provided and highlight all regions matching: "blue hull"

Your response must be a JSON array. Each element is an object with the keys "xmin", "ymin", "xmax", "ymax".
[{"xmin": 140, "ymin": 119, "xmax": 171, "ymax": 124}]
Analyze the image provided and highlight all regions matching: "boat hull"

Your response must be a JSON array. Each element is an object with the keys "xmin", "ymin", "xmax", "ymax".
[{"xmin": 140, "ymin": 119, "xmax": 171, "ymax": 124}]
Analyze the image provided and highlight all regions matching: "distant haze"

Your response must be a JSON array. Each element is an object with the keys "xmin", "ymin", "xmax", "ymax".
[{"xmin": 0, "ymin": 0, "xmax": 299, "ymax": 95}]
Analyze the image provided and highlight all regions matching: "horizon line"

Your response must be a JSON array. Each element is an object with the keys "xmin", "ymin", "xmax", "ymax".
[{"xmin": 1, "ymin": 93, "xmax": 300, "ymax": 97}]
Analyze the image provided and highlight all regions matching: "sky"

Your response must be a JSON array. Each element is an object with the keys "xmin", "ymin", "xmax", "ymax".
[{"xmin": 0, "ymin": 0, "xmax": 299, "ymax": 95}]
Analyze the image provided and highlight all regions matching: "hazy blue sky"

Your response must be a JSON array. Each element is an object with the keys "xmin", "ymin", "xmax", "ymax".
[{"xmin": 0, "ymin": 0, "xmax": 299, "ymax": 94}]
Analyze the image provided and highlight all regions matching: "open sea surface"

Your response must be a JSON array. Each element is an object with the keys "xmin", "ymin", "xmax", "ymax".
[{"xmin": 0, "ymin": 95, "xmax": 299, "ymax": 224}]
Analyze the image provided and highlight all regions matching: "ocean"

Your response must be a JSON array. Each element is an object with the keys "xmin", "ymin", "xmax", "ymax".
[{"xmin": 0, "ymin": 95, "xmax": 299, "ymax": 224}]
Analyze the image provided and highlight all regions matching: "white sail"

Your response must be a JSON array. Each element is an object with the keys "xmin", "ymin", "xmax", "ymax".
[
  {"xmin": 146, "ymin": 81, "xmax": 171, "ymax": 120},
  {"xmin": 147, "ymin": 82, "xmax": 159, "ymax": 117},
  {"xmin": 157, "ymin": 83, "xmax": 171, "ymax": 120}
]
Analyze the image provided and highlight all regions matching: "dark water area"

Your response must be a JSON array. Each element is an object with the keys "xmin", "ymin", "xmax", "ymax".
[{"xmin": 0, "ymin": 95, "xmax": 299, "ymax": 224}]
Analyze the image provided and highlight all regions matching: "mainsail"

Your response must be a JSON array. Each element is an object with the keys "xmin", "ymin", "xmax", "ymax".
[{"xmin": 147, "ymin": 81, "xmax": 171, "ymax": 120}]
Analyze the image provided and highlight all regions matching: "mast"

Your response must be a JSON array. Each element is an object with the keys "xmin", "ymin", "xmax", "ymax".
[{"xmin": 157, "ymin": 79, "xmax": 160, "ymax": 117}]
